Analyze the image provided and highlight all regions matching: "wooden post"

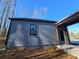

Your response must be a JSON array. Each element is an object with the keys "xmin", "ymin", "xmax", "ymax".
[
  {"xmin": 65, "ymin": 27, "xmax": 70, "ymax": 44},
  {"xmin": 56, "ymin": 25, "xmax": 62, "ymax": 45}
]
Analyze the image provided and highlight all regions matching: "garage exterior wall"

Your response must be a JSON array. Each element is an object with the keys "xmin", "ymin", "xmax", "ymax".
[{"xmin": 7, "ymin": 20, "xmax": 57, "ymax": 48}]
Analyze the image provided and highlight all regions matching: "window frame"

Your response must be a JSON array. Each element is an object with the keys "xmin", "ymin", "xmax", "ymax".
[{"xmin": 29, "ymin": 24, "xmax": 38, "ymax": 36}]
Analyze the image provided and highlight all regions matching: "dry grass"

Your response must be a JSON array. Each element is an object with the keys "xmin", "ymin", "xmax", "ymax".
[
  {"xmin": 0, "ymin": 37, "xmax": 77, "ymax": 59},
  {"xmin": 0, "ymin": 48, "xmax": 77, "ymax": 59},
  {"xmin": 0, "ymin": 48, "xmax": 66, "ymax": 59},
  {"xmin": 0, "ymin": 36, "xmax": 6, "ymax": 40},
  {"xmin": 0, "ymin": 36, "xmax": 6, "ymax": 48}
]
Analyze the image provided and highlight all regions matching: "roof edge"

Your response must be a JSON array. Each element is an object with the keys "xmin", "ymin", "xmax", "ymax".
[
  {"xmin": 56, "ymin": 10, "xmax": 79, "ymax": 25},
  {"xmin": 9, "ymin": 18, "xmax": 57, "ymax": 23}
]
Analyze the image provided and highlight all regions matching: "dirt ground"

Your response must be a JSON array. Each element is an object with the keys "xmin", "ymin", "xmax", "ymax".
[
  {"xmin": 0, "ymin": 48, "xmax": 77, "ymax": 59},
  {"xmin": 0, "ymin": 37, "xmax": 77, "ymax": 59}
]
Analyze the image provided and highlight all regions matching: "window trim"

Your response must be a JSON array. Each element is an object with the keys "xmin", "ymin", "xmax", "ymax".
[{"xmin": 29, "ymin": 24, "xmax": 38, "ymax": 36}]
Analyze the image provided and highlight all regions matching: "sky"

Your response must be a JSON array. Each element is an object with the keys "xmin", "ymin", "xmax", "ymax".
[
  {"xmin": 9, "ymin": 0, "xmax": 79, "ymax": 32},
  {"xmin": 0, "ymin": 0, "xmax": 79, "ymax": 32},
  {"xmin": 14, "ymin": 0, "xmax": 79, "ymax": 21},
  {"xmin": 67, "ymin": 23, "xmax": 79, "ymax": 34}
]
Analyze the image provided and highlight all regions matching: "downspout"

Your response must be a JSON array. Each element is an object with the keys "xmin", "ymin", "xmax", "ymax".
[
  {"xmin": 4, "ymin": 0, "xmax": 17, "ymax": 49},
  {"xmin": 0, "ymin": 0, "xmax": 17, "ymax": 52}
]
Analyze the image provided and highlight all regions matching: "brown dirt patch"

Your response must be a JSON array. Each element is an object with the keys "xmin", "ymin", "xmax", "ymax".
[{"xmin": 0, "ymin": 48, "xmax": 68, "ymax": 59}]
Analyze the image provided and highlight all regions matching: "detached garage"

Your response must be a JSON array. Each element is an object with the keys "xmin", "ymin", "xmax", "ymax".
[{"xmin": 5, "ymin": 18, "xmax": 57, "ymax": 48}]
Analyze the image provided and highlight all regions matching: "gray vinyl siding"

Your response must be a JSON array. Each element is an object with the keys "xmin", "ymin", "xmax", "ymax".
[{"xmin": 7, "ymin": 20, "xmax": 57, "ymax": 48}]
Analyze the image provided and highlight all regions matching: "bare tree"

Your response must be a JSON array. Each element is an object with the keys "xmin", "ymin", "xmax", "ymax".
[
  {"xmin": 0, "ymin": 0, "xmax": 17, "ymax": 36},
  {"xmin": 0, "ymin": 0, "xmax": 8, "ymax": 36},
  {"xmin": 12, "ymin": 0, "xmax": 17, "ymax": 18}
]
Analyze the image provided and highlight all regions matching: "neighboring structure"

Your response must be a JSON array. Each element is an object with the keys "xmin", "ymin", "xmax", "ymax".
[
  {"xmin": 56, "ymin": 11, "xmax": 79, "ymax": 45},
  {"xmin": 5, "ymin": 18, "xmax": 57, "ymax": 48},
  {"xmin": 56, "ymin": 11, "xmax": 79, "ymax": 59}
]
